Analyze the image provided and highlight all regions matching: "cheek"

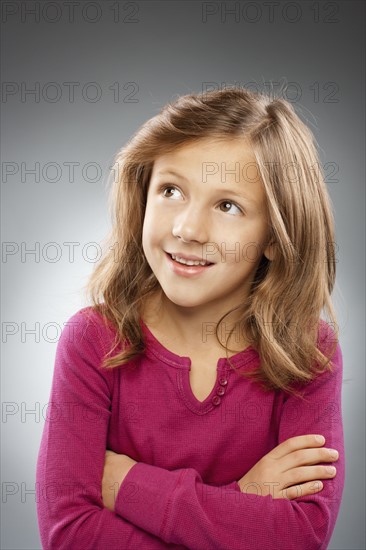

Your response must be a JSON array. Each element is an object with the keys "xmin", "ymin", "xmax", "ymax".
[
  {"xmin": 221, "ymin": 222, "xmax": 268, "ymax": 265},
  {"xmin": 145, "ymin": 196, "xmax": 175, "ymax": 231},
  {"xmin": 141, "ymin": 208, "xmax": 153, "ymax": 253},
  {"xmin": 142, "ymin": 203, "xmax": 164, "ymax": 249},
  {"xmin": 142, "ymin": 201, "xmax": 156, "ymax": 233},
  {"xmin": 144, "ymin": 198, "xmax": 163, "ymax": 224}
]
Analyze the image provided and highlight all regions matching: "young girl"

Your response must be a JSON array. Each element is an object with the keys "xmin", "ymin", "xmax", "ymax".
[{"xmin": 36, "ymin": 87, "xmax": 345, "ymax": 550}]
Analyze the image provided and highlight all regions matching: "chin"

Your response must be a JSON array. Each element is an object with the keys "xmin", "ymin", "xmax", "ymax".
[{"xmin": 160, "ymin": 289, "xmax": 206, "ymax": 309}]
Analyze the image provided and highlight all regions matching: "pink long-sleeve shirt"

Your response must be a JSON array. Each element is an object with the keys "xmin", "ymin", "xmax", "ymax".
[{"xmin": 36, "ymin": 306, "xmax": 345, "ymax": 550}]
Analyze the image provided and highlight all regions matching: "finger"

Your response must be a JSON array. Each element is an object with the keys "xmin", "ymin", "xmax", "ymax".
[
  {"xmin": 279, "ymin": 480, "xmax": 323, "ymax": 500},
  {"xmin": 285, "ymin": 464, "xmax": 337, "ymax": 487},
  {"xmin": 278, "ymin": 446, "xmax": 339, "ymax": 471},
  {"xmin": 269, "ymin": 434, "xmax": 325, "ymax": 459}
]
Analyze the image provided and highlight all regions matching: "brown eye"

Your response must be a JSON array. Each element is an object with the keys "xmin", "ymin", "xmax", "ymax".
[
  {"xmin": 162, "ymin": 186, "xmax": 175, "ymax": 197},
  {"xmin": 219, "ymin": 201, "xmax": 243, "ymax": 216},
  {"xmin": 159, "ymin": 185, "xmax": 181, "ymax": 199}
]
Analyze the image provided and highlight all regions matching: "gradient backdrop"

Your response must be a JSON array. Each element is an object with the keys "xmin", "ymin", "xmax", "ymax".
[{"xmin": 1, "ymin": 1, "xmax": 365, "ymax": 548}]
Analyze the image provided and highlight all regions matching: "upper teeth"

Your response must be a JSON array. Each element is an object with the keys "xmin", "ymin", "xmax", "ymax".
[{"xmin": 171, "ymin": 254, "xmax": 210, "ymax": 266}]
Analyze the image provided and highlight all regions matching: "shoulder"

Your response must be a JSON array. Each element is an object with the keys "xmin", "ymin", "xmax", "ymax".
[
  {"xmin": 287, "ymin": 320, "xmax": 343, "ymax": 399},
  {"xmin": 56, "ymin": 306, "xmax": 119, "ymax": 382},
  {"xmin": 300, "ymin": 319, "xmax": 343, "ymax": 397},
  {"xmin": 317, "ymin": 318, "xmax": 342, "ymax": 366},
  {"xmin": 53, "ymin": 307, "xmax": 116, "ymax": 402},
  {"xmin": 60, "ymin": 306, "xmax": 117, "ymax": 352}
]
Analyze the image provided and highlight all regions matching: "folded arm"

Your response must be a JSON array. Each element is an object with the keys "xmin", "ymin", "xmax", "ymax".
[
  {"xmin": 113, "ymin": 327, "xmax": 345, "ymax": 550},
  {"xmin": 37, "ymin": 310, "xmax": 344, "ymax": 550}
]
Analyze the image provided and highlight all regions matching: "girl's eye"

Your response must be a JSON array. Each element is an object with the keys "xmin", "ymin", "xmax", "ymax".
[
  {"xmin": 219, "ymin": 201, "xmax": 243, "ymax": 216},
  {"xmin": 159, "ymin": 185, "xmax": 243, "ymax": 216},
  {"xmin": 160, "ymin": 185, "xmax": 181, "ymax": 199}
]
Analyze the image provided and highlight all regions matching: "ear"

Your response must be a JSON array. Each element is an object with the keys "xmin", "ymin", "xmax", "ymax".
[{"xmin": 263, "ymin": 239, "xmax": 276, "ymax": 261}]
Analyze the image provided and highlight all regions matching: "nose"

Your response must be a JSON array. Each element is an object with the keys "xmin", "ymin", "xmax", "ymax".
[{"xmin": 172, "ymin": 203, "xmax": 209, "ymax": 243}]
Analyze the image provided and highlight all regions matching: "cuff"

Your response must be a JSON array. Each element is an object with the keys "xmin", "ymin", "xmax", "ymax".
[
  {"xmin": 228, "ymin": 480, "xmax": 241, "ymax": 492},
  {"xmin": 114, "ymin": 461, "xmax": 186, "ymax": 540}
]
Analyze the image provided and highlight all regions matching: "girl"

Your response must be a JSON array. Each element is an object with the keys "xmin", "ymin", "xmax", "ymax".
[{"xmin": 36, "ymin": 87, "xmax": 345, "ymax": 550}]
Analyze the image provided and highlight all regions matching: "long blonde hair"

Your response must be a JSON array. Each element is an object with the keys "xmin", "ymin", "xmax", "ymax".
[{"xmin": 82, "ymin": 87, "xmax": 339, "ymax": 398}]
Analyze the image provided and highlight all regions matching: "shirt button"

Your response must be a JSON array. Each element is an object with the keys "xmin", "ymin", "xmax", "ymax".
[
  {"xmin": 212, "ymin": 395, "xmax": 221, "ymax": 406},
  {"xmin": 219, "ymin": 377, "xmax": 228, "ymax": 386},
  {"xmin": 216, "ymin": 386, "xmax": 226, "ymax": 396}
]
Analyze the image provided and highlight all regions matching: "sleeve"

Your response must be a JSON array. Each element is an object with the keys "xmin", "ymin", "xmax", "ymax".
[
  {"xmin": 36, "ymin": 309, "xmax": 187, "ymax": 550},
  {"xmin": 113, "ymin": 322, "xmax": 345, "ymax": 550}
]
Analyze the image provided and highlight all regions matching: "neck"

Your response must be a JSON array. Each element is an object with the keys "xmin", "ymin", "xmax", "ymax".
[{"xmin": 141, "ymin": 289, "xmax": 250, "ymax": 353}]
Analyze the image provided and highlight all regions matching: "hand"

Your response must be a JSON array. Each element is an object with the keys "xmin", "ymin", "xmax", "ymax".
[
  {"xmin": 102, "ymin": 450, "xmax": 137, "ymax": 511},
  {"xmin": 238, "ymin": 434, "xmax": 339, "ymax": 500}
]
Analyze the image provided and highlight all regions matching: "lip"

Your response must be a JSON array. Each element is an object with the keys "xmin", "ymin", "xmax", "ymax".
[{"xmin": 165, "ymin": 252, "xmax": 215, "ymax": 277}]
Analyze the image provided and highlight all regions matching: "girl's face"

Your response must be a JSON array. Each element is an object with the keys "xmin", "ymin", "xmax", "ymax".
[{"xmin": 142, "ymin": 137, "xmax": 273, "ymax": 316}]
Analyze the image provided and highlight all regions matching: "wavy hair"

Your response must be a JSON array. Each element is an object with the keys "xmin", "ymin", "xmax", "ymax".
[{"xmin": 82, "ymin": 87, "xmax": 339, "ymax": 398}]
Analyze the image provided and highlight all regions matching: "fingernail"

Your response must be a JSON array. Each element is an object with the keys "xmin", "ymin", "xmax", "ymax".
[
  {"xmin": 326, "ymin": 466, "xmax": 336, "ymax": 474},
  {"xmin": 329, "ymin": 450, "xmax": 339, "ymax": 459},
  {"xmin": 316, "ymin": 435, "xmax": 325, "ymax": 443}
]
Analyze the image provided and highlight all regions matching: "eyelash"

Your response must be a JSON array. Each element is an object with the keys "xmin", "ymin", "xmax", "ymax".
[{"xmin": 157, "ymin": 184, "xmax": 244, "ymax": 216}]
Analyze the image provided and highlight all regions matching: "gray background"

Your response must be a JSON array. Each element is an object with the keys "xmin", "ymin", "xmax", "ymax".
[{"xmin": 1, "ymin": 1, "xmax": 365, "ymax": 548}]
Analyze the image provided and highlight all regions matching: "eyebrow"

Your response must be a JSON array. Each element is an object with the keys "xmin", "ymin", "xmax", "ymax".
[{"xmin": 154, "ymin": 169, "xmax": 258, "ymax": 204}]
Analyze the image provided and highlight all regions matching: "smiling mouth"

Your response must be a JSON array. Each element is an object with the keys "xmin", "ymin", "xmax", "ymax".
[{"xmin": 166, "ymin": 252, "xmax": 214, "ymax": 267}]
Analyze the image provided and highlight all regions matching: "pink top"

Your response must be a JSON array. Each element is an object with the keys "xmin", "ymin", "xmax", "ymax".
[{"xmin": 36, "ymin": 306, "xmax": 345, "ymax": 549}]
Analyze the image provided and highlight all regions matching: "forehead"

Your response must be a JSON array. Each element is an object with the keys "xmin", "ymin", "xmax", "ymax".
[
  {"xmin": 151, "ymin": 137, "xmax": 265, "ymax": 199},
  {"xmin": 153, "ymin": 137, "xmax": 256, "ymax": 166}
]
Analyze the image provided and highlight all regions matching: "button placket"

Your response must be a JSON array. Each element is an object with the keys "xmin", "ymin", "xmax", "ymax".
[{"xmin": 211, "ymin": 371, "xmax": 229, "ymax": 406}]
